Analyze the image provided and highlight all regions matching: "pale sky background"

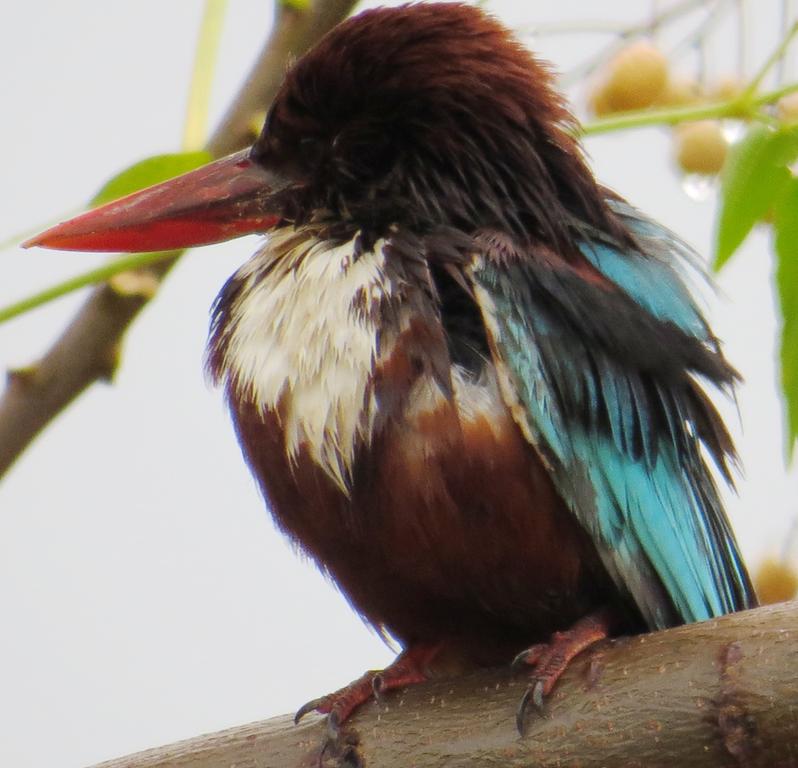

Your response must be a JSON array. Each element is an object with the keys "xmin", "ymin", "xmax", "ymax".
[{"xmin": 1, "ymin": 2, "xmax": 796, "ymax": 766}]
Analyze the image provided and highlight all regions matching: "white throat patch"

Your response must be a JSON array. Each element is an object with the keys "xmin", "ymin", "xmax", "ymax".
[{"xmin": 218, "ymin": 227, "xmax": 391, "ymax": 490}]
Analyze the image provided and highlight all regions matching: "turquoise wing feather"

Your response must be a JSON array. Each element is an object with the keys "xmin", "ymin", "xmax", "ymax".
[{"xmin": 468, "ymin": 212, "xmax": 754, "ymax": 629}]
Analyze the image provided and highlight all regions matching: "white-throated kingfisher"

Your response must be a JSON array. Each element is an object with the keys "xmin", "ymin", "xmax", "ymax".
[{"xmin": 26, "ymin": 2, "xmax": 756, "ymax": 734}]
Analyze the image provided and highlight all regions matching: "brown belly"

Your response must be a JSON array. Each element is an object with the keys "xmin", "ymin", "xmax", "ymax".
[{"xmin": 231, "ymin": 390, "xmax": 621, "ymax": 665}]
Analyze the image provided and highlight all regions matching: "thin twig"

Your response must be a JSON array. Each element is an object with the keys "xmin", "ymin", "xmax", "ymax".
[
  {"xmin": 0, "ymin": 251, "xmax": 177, "ymax": 325},
  {"xmin": 183, "ymin": 0, "xmax": 229, "ymax": 151},
  {"xmin": 578, "ymin": 80, "xmax": 798, "ymax": 137},
  {"xmin": 518, "ymin": 20, "xmax": 633, "ymax": 37},
  {"xmin": 744, "ymin": 19, "xmax": 798, "ymax": 98},
  {"xmin": 669, "ymin": 0, "xmax": 734, "ymax": 60}
]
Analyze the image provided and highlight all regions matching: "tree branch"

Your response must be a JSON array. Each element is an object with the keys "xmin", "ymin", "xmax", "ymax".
[
  {"xmin": 88, "ymin": 602, "xmax": 798, "ymax": 768},
  {"xmin": 0, "ymin": 0, "xmax": 357, "ymax": 479}
]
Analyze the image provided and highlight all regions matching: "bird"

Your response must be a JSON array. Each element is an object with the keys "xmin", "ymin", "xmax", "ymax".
[{"xmin": 26, "ymin": 1, "xmax": 756, "ymax": 735}]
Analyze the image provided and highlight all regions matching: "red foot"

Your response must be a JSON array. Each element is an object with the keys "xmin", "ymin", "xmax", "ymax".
[
  {"xmin": 294, "ymin": 643, "xmax": 441, "ymax": 736},
  {"xmin": 513, "ymin": 608, "xmax": 612, "ymax": 733}
]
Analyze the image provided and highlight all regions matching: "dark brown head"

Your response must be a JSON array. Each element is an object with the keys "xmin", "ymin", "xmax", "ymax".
[
  {"xmin": 26, "ymin": 3, "xmax": 614, "ymax": 255},
  {"xmin": 252, "ymin": 3, "xmax": 607, "ymax": 245}
]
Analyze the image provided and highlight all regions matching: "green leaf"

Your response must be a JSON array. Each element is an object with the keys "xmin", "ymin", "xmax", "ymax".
[
  {"xmin": 774, "ymin": 177, "xmax": 798, "ymax": 459},
  {"xmin": 714, "ymin": 125, "xmax": 798, "ymax": 270},
  {"xmin": 90, "ymin": 151, "xmax": 212, "ymax": 207},
  {"xmin": 280, "ymin": 0, "xmax": 310, "ymax": 10}
]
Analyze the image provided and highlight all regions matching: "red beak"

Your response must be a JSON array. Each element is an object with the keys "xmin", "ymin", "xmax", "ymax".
[{"xmin": 23, "ymin": 149, "xmax": 290, "ymax": 252}]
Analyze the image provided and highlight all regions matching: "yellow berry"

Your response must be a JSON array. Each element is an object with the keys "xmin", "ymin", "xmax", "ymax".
[
  {"xmin": 655, "ymin": 75, "xmax": 702, "ymax": 107},
  {"xmin": 673, "ymin": 120, "xmax": 728, "ymax": 175},
  {"xmin": 776, "ymin": 92, "xmax": 798, "ymax": 124},
  {"xmin": 754, "ymin": 557, "xmax": 798, "ymax": 604},
  {"xmin": 587, "ymin": 81, "xmax": 614, "ymax": 117},
  {"xmin": 708, "ymin": 76, "xmax": 744, "ymax": 102},
  {"xmin": 602, "ymin": 41, "xmax": 669, "ymax": 112}
]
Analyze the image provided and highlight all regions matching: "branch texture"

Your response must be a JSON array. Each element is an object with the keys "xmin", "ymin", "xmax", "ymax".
[
  {"xmin": 89, "ymin": 602, "xmax": 798, "ymax": 768},
  {"xmin": 0, "ymin": 0, "xmax": 357, "ymax": 478}
]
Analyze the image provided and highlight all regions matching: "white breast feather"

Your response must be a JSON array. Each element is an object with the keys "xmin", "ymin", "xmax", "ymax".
[
  {"xmin": 218, "ymin": 231, "xmax": 517, "ymax": 491},
  {"xmin": 220, "ymin": 228, "xmax": 391, "ymax": 490}
]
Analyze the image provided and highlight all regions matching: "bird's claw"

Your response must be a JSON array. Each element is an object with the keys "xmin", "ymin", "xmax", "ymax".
[
  {"xmin": 513, "ymin": 609, "xmax": 613, "ymax": 734},
  {"xmin": 296, "ymin": 697, "xmax": 357, "ymax": 764},
  {"xmin": 511, "ymin": 643, "xmax": 545, "ymax": 670},
  {"xmin": 515, "ymin": 678, "xmax": 546, "ymax": 734},
  {"xmin": 294, "ymin": 641, "xmax": 441, "ymax": 758},
  {"xmin": 326, "ymin": 707, "xmax": 342, "ymax": 741},
  {"xmin": 530, "ymin": 678, "xmax": 545, "ymax": 710},
  {"xmin": 294, "ymin": 696, "xmax": 349, "ymax": 741},
  {"xmin": 294, "ymin": 696, "xmax": 329, "ymax": 726},
  {"xmin": 316, "ymin": 728, "xmax": 362, "ymax": 768},
  {"xmin": 371, "ymin": 672, "xmax": 386, "ymax": 703}
]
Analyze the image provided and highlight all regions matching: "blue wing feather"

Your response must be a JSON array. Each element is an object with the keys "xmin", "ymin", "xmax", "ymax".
[
  {"xmin": 579, "ymin": 240, "xmax": 709, "ymax": 339},
  {"xmin": 471, "ymin": 222, "xmax": 754, "ymax": 629}
]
